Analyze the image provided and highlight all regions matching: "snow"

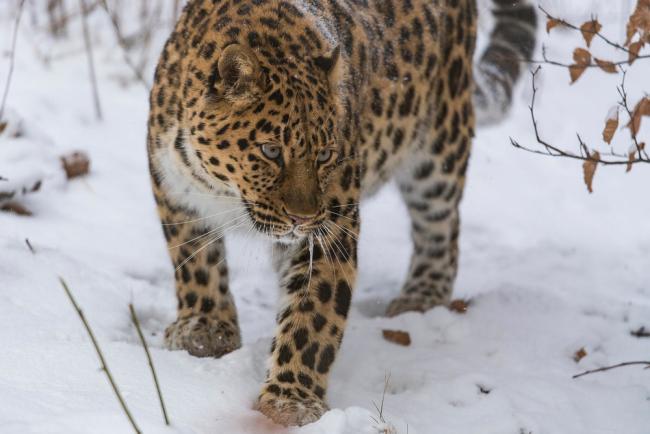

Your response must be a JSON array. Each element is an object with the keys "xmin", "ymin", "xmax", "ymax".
[{"xmin": 1, "ymin": 2, "xmax": 649, "ymax": 434}]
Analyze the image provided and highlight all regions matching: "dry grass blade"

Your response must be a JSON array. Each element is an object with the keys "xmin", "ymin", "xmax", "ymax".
[
  {"xmin": 129, "ymin": 303, "xmax": 170, "ymax": 425},
  {"xmin": 59, "ymin": 278, "xmax": 142, "ymax": 434}
]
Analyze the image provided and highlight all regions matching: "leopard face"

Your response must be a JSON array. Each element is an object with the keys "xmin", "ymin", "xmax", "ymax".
[{"xmin": 183, "ymin": 44, "xmax": 345, "ymax": 242}]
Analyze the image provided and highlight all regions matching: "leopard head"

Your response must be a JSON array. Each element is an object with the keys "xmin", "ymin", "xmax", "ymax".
[{"xmin": 185, "ymin": 43, "xmax": 347, "ymax": 242}]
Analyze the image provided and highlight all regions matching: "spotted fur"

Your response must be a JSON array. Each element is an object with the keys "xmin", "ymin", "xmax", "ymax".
[{"xmin": 147, "ymin": 0, "xmax": 536, "ymax": 426}]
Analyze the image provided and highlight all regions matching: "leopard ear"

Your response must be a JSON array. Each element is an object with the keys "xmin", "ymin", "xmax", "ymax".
[
  {"xmin": 313, "ymin": 46, "xmax": 340, "ymax": 75},
  {"xmin": 215, "ymin": 44, "xmax": 266, "ymax": 104}
]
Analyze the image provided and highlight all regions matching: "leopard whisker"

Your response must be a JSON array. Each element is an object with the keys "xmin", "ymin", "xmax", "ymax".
[
  {"xmin": 175, "ymin": 219, "xmax": 249, "ymax": 272},
  {"xmin": 162, "ymin": 207, "xmax": 245, "ymax": 226}
]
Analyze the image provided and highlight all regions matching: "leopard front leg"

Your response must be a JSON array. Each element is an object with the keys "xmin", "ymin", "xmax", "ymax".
[
  {"xmin": 155, "ymin": 188, "xmax": 242, "ymax": 358},
  {"xmin": 257, "ymin": 210, "xmax": 358, "ymax": 426}
]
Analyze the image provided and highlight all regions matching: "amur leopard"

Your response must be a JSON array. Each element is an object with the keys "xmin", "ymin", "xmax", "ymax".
[{"xmin": 147, "ymin": 0, "xmax": 537, "ymax": 426}]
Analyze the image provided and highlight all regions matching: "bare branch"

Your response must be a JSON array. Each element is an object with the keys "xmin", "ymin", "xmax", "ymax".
[
  {"xmin": 129, "ymin": 303, "xmax": 170, "ymax": 426},
  {"xmin": 0, "ymin": 0, "xmax": 27, "ymax": 122},
  {"xmin": 59, "ymin": 277, "xmax": 142, "ymax": 434},
  {"xmin": 79, "ymin": 0, "xmax": 103, "ymax": 121},
  {"xmin": 572, "ymin": 361, "xmax": 650, "ymax": 379},
  {"xmin": 510, "ymin": 68, "xmax": 650, "ymax": 166},
  {"xmin": 99, "ymin": 0, "xmax": 151, "ymax": 92}
]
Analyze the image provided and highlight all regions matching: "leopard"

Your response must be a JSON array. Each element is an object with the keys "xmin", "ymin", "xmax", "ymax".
[{"xmin": 146, "ymin": 0, "xmax": 537, "ymax": 426}]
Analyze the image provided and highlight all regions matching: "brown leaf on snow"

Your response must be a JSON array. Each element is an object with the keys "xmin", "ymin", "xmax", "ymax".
[
  {"xmin": 449, "ymin": 299, "xmax": 470, "ymax": 314},
  {"xmin": 602, "ymin": 106, "xmax": 619, "ymax": 144},
  {"xmin": 546, "ymin": 18, "xmax": 562, "ymax": 33},
  {"xmin": 580, "ymin": 19, "xmax": 602, "ymax": 47},
  {"xmin": 594, "ymin": 58, "xmax": 617, "ymax": 73},
  {"xmin": 628, "ymin": 97, "xmax": 650, "ymax": 136},
  {"xmin": 573, "ymin": 347, "xmax": 588, "ymax": 363},
  {"xmin": 582, "ymin": 151, "xmax": 600, "ymax": 193},
  {"xmin": 1, "ymin": 201, "xmax": 32, "ymax": 216},
  {"xmin": 0, "ymin": 121, "xmax": 6, "ymax": 135},
  {"xmin": 61, "ymin": 151, "xmax": 90, "ymax": 180},
  {"xmin": 382, "ymin": 329, "xmax": 411, "ymax": 346}
]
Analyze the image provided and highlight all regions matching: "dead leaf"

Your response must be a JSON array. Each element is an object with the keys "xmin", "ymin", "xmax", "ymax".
[
  {"xmin": 60, "ymin": 151, "xmax": 90, "ymax": 179},
  {"xmin": 628, "ymin": 41, "xmax": 644, "ymax": 64},
  {"xmin": 602, "ymin": 106, "xmax": 619, "ymax": 144},
  {"xmin": 382, "ymin": 329, "xmax": 411, "ymax": 346},
  {"xmin": 0, "ymin": 121, "xmax": 6, "ymax": 135},
  {"xmin": 546, "ymin": 18, "xmax": 562, "ymax": 33},
  {"xmin": 573, "ymin": 347, "xmax": 588, "ymax": 363},
  {"xmin": 569, "ymin": 64, "xmax": 587, "ymax": 83},
  {"xmin": 573, "ymin": 48, "xmax": 592, "ymax": 65},
  {"xmin": 625, "ymin": 0, "xmax": 650, "ymax": 46},
  {"xmin": 594, "ymin": 58, "xmax": 617, "ymax": 73},
  {"xmin": 580, "ymin": 19, "xmax": 602, "ymax": 47},
  {"xmin": 628, "ymin": 97, "xmax": 650, "ymax": 136},
  {"xmin": 1, "ymin": 201, "xmax": 32, "ymax": 216},
  {"xmin": 449, "ymin": 299, "xmax": 470, "ymax": 314},
  {"xmin": 627, "ymin": 150, "xmax": 636, "ymax": 172},
  {"xmin": 582, "ymin": 151, "xmax": 600, "ymax": 193}
]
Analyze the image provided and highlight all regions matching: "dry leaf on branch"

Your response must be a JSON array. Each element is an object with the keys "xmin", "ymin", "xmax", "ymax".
[
  {"xmin": 0, "ymin": 122, "xmax": 6, "ymax": 135},
  {"xmin": 60, "ymin": 151, "xmax": 90, "ymax": 180},
  {"xmin": 546, "ymin": 17, "xmax": 562, "ymax": 33},
  {"xmin": 594, "ymin": 58, "xmax": 617, "ymax": 73},
  {"xmin": 382, "ymin": 329, "xmax": 411, "ymax": 346},
  {"xmin": 627, "ymin": 150, "xmax": 637, "ymax": 172},
  {"xmin": 569, "ymin": 65, "xmax": 587, "ymax": 83},
  {"xmin": 602, "ymin": 106, "xmax": 619, "ymax": 144},
  {"xmin": 628, "ymin": 97, "xmax": 650, "ymax": 136},
  {"xmin": 625, "ymin": 0, "xmax": 650, "ymax": 46},
  {"xmin": 1, "ymin": 201, "xmax": 32, "ymax": 216},
  {"xmin": 580, "ymin": 19, "xmax": 602, "ymax": 47},
  {"xmin": 582, "ymin": 151, "xmax": 600, "ymax": 193},
  {"xmin": 573, "ymin": 347, "xmax": 588, "ymax": 363},
  {"xmin": 569, "ymin": 48, "xmax": 592, "ymax": 83},
  {"xmin": 449, "ymin": 299, "xmax": 470, "ymax": 314},
  {"xmin": 573, "ymin": 48, "xmax": 592, "ymax": 65},
  {"xmin": 628, "ymin": 41, "xmax": 644, "ymax": 64}
]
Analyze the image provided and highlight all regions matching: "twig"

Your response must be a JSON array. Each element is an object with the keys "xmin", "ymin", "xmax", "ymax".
[
  {"xmin": 129, "ymin": 303, "xmax": 170, "ymax": 426},
  {"xmin": 99, "ymin": 0, "xmax": 151, "ymax": 92},
  {"xmin": 539, "ymin": 6, "xmax": 630, "ymax": 53},
  {"xmin": 616, "ymin": 69, "xmax": 649, "ymax": 161},
  {"xmin": 0, "ymin": 0, "xmax": 27, "ymax": 122},
  {"xmin": 510, "ymin": 67, "xmax": 650, "ymax": 166},
  {"xmin": 59, "ymin": 277, "xmax": 142, "ymax": 434},
  {"xmin": 79, "ymin": 0, "xmax": 103, "ymax": 121},
  {"xmin": 527, "ymin": 44, "xmax": 650, "ymax": 69},
  {"xmin": 25, "ymin": 238, "xmax": 35, "ymax": 254},
  {"xmin": 631, "ymin": 327, "xmax": 650, "ymax": 338},
  {"xmin": 572, "ymin": 361, "xmax": 650, "ymax": 379},
  {"xmin": 370, "ymin": 372, "xmax": 391, "ymax": 425}
]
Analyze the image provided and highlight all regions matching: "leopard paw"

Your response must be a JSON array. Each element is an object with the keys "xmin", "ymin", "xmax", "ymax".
[
  {"xmin": 385, "ymin": 294, "xmax": 444, "ymax": 317},
  {"xmin": 164, "ymin": 315, "xmax": 241, "ymax": 358},
  {"xmin": 256, "ymin": 389, "xmax": 328, "ymax": 427}
]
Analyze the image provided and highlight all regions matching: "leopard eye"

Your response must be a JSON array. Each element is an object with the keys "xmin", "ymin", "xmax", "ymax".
[
  {"xmin": 317, "ymin": 148, "xmax": 332, "ymax": 164},
  {"xmin": 261, "ymin": 143, "xmax": 281, "ymax": 160}
]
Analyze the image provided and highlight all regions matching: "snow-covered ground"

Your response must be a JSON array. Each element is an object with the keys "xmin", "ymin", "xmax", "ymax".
[{"xmin": 1, "ymin": 2, "xmax": 649, "ymax": 433}]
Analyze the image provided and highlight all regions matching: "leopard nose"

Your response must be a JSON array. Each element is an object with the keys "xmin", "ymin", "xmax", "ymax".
[{"xmin": 286, "ymin": 212, "xmax": 317, "ymax": 225}]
